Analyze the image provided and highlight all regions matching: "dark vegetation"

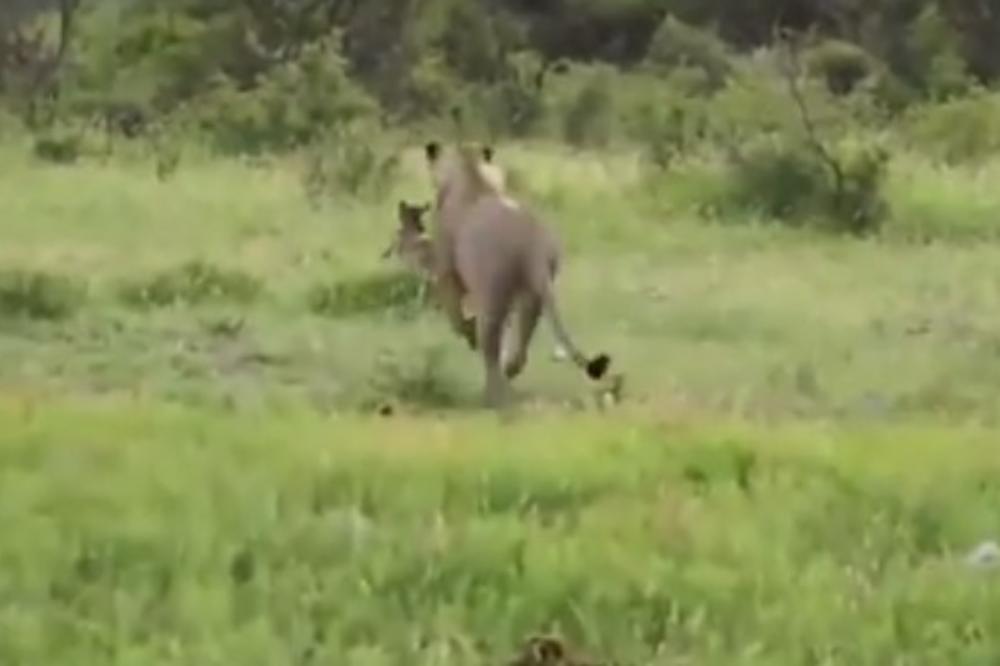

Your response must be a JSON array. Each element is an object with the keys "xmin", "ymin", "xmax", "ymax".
[
  {"xmin": 2, "ymin": 0, "xmax": 999, "ymax": 236},
  {"xmin": 0, "ymin": 268, "xmax": 85, "ymax": 321},
  {"xmin": 306, "ymin": 271, "xmax": 425, "ymax": 319}
]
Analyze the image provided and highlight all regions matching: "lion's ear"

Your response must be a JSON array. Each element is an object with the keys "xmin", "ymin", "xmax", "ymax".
[{"xmin": 425, "ymin": 141, "xmax": 440, "ymax": 163}]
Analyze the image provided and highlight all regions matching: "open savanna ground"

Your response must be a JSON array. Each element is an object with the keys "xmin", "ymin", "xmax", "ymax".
[
  {"xmin": 5, "ymin": 140, "xmax": 1000, "ymax": 419},
  {"xmin": 3, "ymin": 140, "xmax": 1000, "ymax": 663}
]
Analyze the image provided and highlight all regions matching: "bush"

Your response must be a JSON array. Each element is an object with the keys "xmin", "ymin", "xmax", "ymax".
[
  {"xmin": 192, "ymin": 36, "xmax": 378, "ymax": 155},
  {"xmin": 301, "ymin": 122, "xmax": 402, "ymax": 205},
  {"xmin": 724, "ymin": 136, "xmax": 831, "ymax": 222},
  {"xmin": 684, "ymin": 135, "xmax": 889, "ymax": 235},
  {"xmin": 0, "ymin": 270, "xmax": 86, "ymax": 320},
  {"xmin": 398, "ymin": 54, "xmax": 468, "ymax": 123},
  {"xmin": 306, "ymin": 271, "xmax": 425, "ymax": 319},
  {"xmin": 631, "ymin": 98, "xmax": 705, "ymax": 170},
  {"xmin": 558, "ymin": 65, "xmax": 616, "ymax": 147},
  {"xmin": 645, "ymin": 15, "xmax": 732, "ymax": 91},
  {"xmin": 804, "ymin": 40, "xmax": 875, "ymax": 95},
  {"xmin": 908, "ymin": 5, "xmax": 975, "ymax": 100},
  {"xmin": 118, "ymin": 260, "xmax": 262, "ymax": 309},
  {"xmin": 829, "ymin": 141, "xmax": 891, "ymax": 235},
  {"xmin": 903, "ymin": 92, "xmax": 1000, "ymax": 164},
  {"xmin": 479, "ymin": 51, "xmax": 550, "ymax": 137},
  {"xmin": 32, "ymin": 132, "xmax": 83, "ymax": 165},
  {"xmin": 704, "ymin": 56, "xmax": 843, "ymax": 147},
  {"xmin": 147, "ymin": 121, "xmax": 184, "ymax": 181}
]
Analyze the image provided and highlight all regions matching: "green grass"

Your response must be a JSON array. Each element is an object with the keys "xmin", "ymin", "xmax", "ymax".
[
  {"xmin": 1, "ymin": 402, "xmax": 999, "ymax": 664},
  {"xmin": 4, "ymin": 141, "xmax": 1000, "ymax": 418},
  {"xmin": 3, "ymin": 137, "xmax": 1000, "ymax": 662}
]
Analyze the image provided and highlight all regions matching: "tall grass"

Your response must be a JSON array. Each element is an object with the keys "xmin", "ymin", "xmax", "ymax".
[
  {"xmin": 4, "ymin": 138, "xmax": 1000, "ymax": 417},
  {"xmin": 2, "ymin": 135, "xmax": 1000, "ymax": 661},
  {"xmin": 1, "ymin": 402, "xmax": 998, "ymax": 664},
  {"xmin": 886, "ymin": 153, "xmax": 1000, "ymax": 240}
]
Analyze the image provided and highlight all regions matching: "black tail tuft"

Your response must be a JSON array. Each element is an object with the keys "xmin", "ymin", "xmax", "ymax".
[{"xmin": 586, "ymin": 354, "xmax": 611, "ymax": 380}]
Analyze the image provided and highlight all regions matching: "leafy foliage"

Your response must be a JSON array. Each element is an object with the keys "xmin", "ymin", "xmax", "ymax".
[
  {"xmin": 301, "ymin": 122, "xmax": 401, "ymax": 205},
  {"xmin": 32, "ymin": 130, "xmax": 81, "ymax": 164},
  {"xmin": 190, "ymin": 35, "xmax": 377, "ymax": 155},
  {"xmin": 804, "ymin": 39, "xmax": 875, "ymax": 96},
  {"xmin": 558, "ymin": 65, "xmax": 617, "ymax": 148},
  {"xmin": 904, "ymin": 92, "xmax": 1000, "ymax": 165},
  {"xmin": 0, "ymin": 0, "xmax": 995, "ymax": 240},
  {"xmin": 6, "ymin": 0, "xmax": 1000, "ymax": 140},
  {"xmin": 0, "ymin": 269, "xmax": 85, "ymax": 320},
  {"xmin": 645, "ymin": 14, "xmax": 732, "ymax": 91}
]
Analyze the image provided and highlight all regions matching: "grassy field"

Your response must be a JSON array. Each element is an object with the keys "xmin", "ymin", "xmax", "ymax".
[{"xmin": 2, "ymin": 138, "xmax": 1000, "ymax": 663}]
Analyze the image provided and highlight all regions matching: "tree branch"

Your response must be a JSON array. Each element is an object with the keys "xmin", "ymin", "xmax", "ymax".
[{"xmin": 775, "ymin": 27, "xmax": 845, "ymax": 207}]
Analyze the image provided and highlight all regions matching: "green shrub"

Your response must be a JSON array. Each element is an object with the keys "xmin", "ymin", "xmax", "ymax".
[
  {"xmin": 192, "ymin": 36, "xmax": 377, "ymax": 155},
  {"xmin": 832, "ymin": 141, "xmax": 891, "ymax": 235},
  {"xmin": 399, "ymin": 54, "xmax": 468, "ymax": 123},
  {"xmin": 0, "ymin": 270, "xmax": 86, "ymax": 320},
  {"xmin": 301, "ymin": 122, "xmax": 402, "ymax": 205},
  {"xmin": 674, "ymin": 52, "xmax": 890, "ymax": 234},
  {"xmin": 149, "ymin": 123, "xmax": 183, "ymax": 181},
  {"xmin": 631, "ymin": 98, "xmax": 705, "ymax": 170},
  {"xmin": 804, "ymin": 40, "xmax": 875, "ymax": 95},
  {"xmin": 479, "ymin": 51, "xmax": 550, "ymax": 137},
  {"xmin": 32, "ymin": 132, "xmax": 83, "ymax": 165},
  {"xmin": 306, "ymin": 271, "xmax": 425, "ymax": 319},
  {"xmin": 908, "ymin": 5, "xmax": 975, "ymax": 100},
  {"xmin": 438, "ymin": 1, "xmax": 508, "ymax": 83},
  {"xmin": 904, "ymin": 93, "xmax": 1000, "ymax": 164},
  {"xmin": 724, "ymin": 136, "xmax": 831, "ymax": 222},
  {"xmin": 118, "ymin": 260, "xmax": 262, "ymax": 309},
  {"xmin": 559, "ymin": 66, "xmax": 616, "ymax": 147},
  {"xmin": 705, "ymin": 58, "xmax": 840, "ymax": 146},
  {"xmin": 645, "ymin": 15, "xmax": 732, "ymax": 91},
  {"xmin": 684, "ymin": 135, "xmax": 889, "ymax": 235}
]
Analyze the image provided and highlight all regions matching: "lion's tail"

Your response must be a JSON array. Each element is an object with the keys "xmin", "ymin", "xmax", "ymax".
[{"xmin": 534, "ymin": 264, "xmax": 610, "ymax": 381}]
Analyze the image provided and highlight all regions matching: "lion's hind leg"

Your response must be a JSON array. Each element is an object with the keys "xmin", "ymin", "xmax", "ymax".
[{"xmin": 503, "ymin": 294, "xmax": 542, "ymax": 380}]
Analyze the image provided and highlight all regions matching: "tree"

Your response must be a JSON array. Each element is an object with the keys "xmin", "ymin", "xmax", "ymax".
[
  {"xmin": 938, "ymin": 0, "xmax": 1000, "ymax": 83},
  {"xmin": 0, "ymin": 0, "xmax": 82, "ymax": 123}
]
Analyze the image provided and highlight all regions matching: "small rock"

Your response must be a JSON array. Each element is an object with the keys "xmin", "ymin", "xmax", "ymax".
[{"xmin": 965, "ymin": 540, "xmax": 1000, "ymax": 569}]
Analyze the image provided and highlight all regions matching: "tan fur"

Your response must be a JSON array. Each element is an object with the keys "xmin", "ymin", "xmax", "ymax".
[
  {"xmin": 478, "ymin": 145, "xmax": 507, "ymax": 192},
  {"xmin": 424, "ymin": 141, "xmax": 610, "ymax": 408}
]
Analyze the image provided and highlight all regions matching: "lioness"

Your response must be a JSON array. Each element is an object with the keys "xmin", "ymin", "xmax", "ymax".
[{"xmin": 424, "ymin": 141, "xmax": 610, "ymax": 407}]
